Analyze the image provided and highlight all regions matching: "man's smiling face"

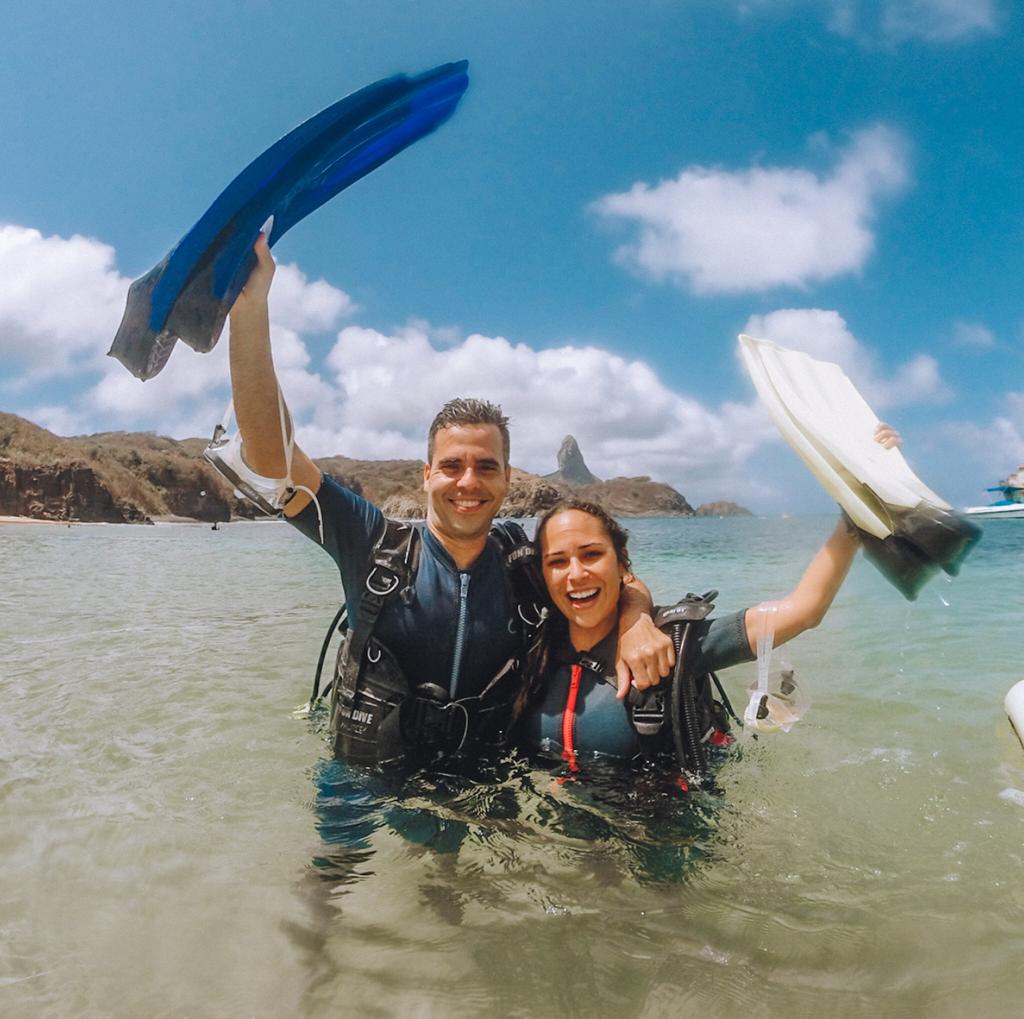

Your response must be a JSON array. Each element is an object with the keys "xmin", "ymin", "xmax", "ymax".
[{"xmin": 423, "ymin": 423, "xmax": 510, "ymax": 548}]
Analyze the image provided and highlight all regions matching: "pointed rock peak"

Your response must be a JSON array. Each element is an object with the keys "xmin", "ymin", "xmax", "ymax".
[{"xmin": 553, "ymin": 434, "xmax": 600, "ymax": 485}]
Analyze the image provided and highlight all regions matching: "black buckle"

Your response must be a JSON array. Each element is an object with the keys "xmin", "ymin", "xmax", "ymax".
[
  {"xmin": 401, "ymin": 683, "xmax": 469, "ymax": 748},
  {"xmin": 630, "ymin": 687, "xmax": 667, "ymax": 737},
  {"xmin": 576, "ymin": 653, "xmax": 605, "ymax": 674}
]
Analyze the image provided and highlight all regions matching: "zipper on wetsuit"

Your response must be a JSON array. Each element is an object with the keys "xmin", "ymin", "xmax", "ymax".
[
  {"xmin": 561, "ymin": 663, "xmax": 582, "ymax": 773},
  {"xmin": 448, "ymin": 572, "xmax": 471, "ymax": 698}
]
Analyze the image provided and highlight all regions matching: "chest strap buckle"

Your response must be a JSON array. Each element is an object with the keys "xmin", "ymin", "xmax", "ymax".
[{"xmin": 629, "ymin": 686, "xmax": 668, "ymax": 737}]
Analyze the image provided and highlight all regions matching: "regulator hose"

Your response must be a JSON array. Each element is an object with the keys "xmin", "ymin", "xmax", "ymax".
[
  {"xmin": 669, "ymin": 622, "xmax": 708, "ymax": 778},
  {"xmin": 310, "ymin": 603, "xmax": 347, "ymax": 705}
]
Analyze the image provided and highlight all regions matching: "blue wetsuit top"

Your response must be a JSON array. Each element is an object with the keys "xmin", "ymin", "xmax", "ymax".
[
  {"xmin": 521, "ymin": 609, "xmax": 754, "ymax": 760},
  {"xmin": 290, "ymin": 474, "xmax": 520, "ymax": 698}
]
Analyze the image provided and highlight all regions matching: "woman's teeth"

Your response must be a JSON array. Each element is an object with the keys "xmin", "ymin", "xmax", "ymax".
[{"xmin": 568, "ymin": 588, "xmax": 599, "ymax": 602}]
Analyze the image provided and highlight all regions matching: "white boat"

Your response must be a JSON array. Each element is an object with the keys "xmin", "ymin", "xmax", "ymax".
[
  {"xmin": 964, "ymin": 501, "xmax": 1024, "ymax": 519},
  {"xmin": 965, "ymin": 465, "xmax": 1024, "ymax": 519}
]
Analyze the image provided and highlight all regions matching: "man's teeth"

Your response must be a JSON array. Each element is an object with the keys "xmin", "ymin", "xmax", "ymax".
[{"xmin": 568, "ymin": 589, "xmax": 599, "ymax": 601}]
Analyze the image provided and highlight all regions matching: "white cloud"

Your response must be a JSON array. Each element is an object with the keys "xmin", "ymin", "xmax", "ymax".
[
  {"xmin": 0, "ymin": 224, "xmax": 129, "ymax": 380},
  {"xmin": 87, "ymin": 338, "xmax": 233, "ymax": 438},
  {"xmin": 743, "ymin": 307, "xmax": 950, "ymax": 409},
  {"xmin": 304, "ymin": 323, "xmax": 761, "ymax": 496},
  {"xmin": 268, "ymin": 263, "xmax": 356, "ymax": 332},
  {"xmin": 0, "ymin": 222, "xmax": 353, "ymax": 438},
  {"xmin": 82, "ymin": 284, "xmax": 347, "ymax": 438},
  {"xmin": 828, "ymin": 0, "xmax": 1000, "ymax": 45},
  {"xmin": 951, "ymin": 320, "xmax": 996, "ymax": 349},
  {"xmin": 593, "ymin": 125, "xmax": 909, "ymax": 294},
  {"xmin": 938, "ymin": 392, "xmax": 1024, "ymax": 492},
  {"xmin": 11, "ymin": 224, "xmax": 926, "ymax": 506},
  {"xmin": 27, "ymin": 404, "xmax": 90, "ymax": 437},
  {"xmin": 734, "ymin": 1, "xmax": 1001, "ymax": 45}
]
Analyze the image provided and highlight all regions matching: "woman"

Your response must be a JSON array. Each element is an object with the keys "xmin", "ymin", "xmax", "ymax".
[{"xmin": 518, "ymin": 426, "xmax": 900, "ymax": 775}]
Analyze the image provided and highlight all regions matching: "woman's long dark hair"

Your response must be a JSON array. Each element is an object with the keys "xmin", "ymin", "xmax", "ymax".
[{"xmin": 512, "ymin": 499, "xmax": 631, "ymax": 719}]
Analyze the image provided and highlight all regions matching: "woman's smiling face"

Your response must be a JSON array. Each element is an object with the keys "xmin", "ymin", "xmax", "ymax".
[{"xmin": 540, "ymin": 509, "xmax": 626, "ymax": 648}]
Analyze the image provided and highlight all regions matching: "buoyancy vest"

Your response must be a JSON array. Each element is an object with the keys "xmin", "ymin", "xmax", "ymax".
[
  {"xmin": 313, "ymin": 518, "xmax": 547, "ymax": 767},
  {"xmin": 547, "ymin": 592, "xmax": 739, "ymax": 780}
]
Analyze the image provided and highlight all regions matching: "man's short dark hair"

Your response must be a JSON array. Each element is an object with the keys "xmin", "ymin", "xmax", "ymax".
[{"xmin": 427, "ymin": 398, "xmax": 510, "ymax": 465}]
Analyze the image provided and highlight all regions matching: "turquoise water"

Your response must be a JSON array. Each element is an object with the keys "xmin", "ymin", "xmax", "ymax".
[{"xmin": 2, "ymin": 516, "xmax": 1023, "ymax": 1017}]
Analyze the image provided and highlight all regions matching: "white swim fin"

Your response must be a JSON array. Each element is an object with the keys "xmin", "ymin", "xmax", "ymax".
[{"xmin": 739, "ymin": 333, "xmax": 980, "ymax": 600}]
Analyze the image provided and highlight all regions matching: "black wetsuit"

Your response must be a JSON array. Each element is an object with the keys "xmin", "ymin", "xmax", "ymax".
[{"xmin": 290, "ymin": 474, "xmax": 521, "ymax": 700}]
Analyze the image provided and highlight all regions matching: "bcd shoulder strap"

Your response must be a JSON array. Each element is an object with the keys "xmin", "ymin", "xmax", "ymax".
[
  {"xmin": 630, "ymin": 591, "xmax": 721, "ymax": 758},
  {"xmin": 327, "ymin": 517, "xmax": 544, "ymax": 713},
  {"xmin": 489, "ymin": 519, "xmax": 548, "ymax": 638},
  {"xmin": 335, "ymin": 517, "xmax": 420, "ymax": 713}
]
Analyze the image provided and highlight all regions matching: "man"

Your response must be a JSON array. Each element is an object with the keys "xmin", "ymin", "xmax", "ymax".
[{"xmin": 227, "ymin": 235, "xmax": 673, "ymax": 765}]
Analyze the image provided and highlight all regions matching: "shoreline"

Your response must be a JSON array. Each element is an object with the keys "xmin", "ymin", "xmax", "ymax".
[
  {"xmin": 1, "ymin": 511, "xmax": 791, "ymax": 527},
  {"xmin": 0, "ymin": 514, "xmax": 207, "ymax": 526},
  {"xmin": 0, "ymin": 514, "xmax": 273, "ymax": 527}
]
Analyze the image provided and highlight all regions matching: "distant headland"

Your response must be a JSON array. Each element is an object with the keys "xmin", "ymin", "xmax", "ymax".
[{"xmin": 0, "ymin": 413, "xmax": 750, "ymax": 524}]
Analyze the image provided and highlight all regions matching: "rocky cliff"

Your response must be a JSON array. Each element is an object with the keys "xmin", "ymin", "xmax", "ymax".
[
  {"xmin": 570, "ymin": 476, "xmax": 695, "ymax": 517},
  {"xmin": 538, "ymin": 434, "xmax": 698, "ymax": 516},
  {"xmin": 544, "ymin": 435, "xmax": 600, "ymax": 485},
  {"xmin": 1, "ymin": 413, "xmax": 747, "ymax": 522},
  {"xmin": 0, "ymin": 412, "xmax": 251, "ymax": 523}
]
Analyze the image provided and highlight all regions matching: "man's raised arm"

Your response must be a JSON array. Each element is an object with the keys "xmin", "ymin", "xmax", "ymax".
[{"xmin": 228, "ymin": 234, "xmax": 320, "ymax": 517}]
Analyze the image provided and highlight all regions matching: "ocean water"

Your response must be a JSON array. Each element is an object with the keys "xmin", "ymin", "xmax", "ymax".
[{"xmin": 2, "ymin": 515, "xmax": 1023, "ymax": 1017}]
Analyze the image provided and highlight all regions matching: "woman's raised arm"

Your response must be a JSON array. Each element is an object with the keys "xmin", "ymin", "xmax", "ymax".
[{"xmin": 743, "ymin": 422, "xmax": 901, "ymax": 652}]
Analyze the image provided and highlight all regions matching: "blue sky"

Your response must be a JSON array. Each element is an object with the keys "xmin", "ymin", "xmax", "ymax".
[{"xmin": 1, "ymin": 0, "xmax": 1021, "ymax": 511}]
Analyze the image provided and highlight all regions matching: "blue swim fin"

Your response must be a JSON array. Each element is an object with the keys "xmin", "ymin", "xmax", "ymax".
[{"xmin": 109, "ymin": 60, "xmax": 469, "ymax": 380}]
